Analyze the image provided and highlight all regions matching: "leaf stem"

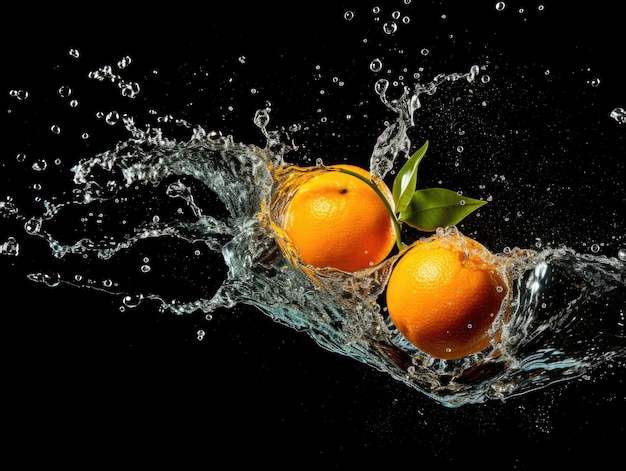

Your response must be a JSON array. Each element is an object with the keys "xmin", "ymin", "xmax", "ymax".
[{"xmin": 336, "ymin": 167, "xmax": 405, "ymax": 250}]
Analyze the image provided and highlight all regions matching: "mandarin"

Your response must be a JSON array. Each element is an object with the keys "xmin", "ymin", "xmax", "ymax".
[
  {"xmin": 385, "ymin": 231, "xmax": 508, "ymax": 360},
  {"xmin": 280, "ymin": 164, "xmax": 396, "ymax": 272}
]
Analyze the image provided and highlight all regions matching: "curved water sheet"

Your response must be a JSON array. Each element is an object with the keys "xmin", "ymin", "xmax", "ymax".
[{"xmin": 15, "ymin": 82, "xmax": 626, "ymax": 407}]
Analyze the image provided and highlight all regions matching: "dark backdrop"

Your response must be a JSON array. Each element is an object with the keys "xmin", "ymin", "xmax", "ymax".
[{"xmin": 2, "ymin": 1, "xmax": 624, "ymax": 467}]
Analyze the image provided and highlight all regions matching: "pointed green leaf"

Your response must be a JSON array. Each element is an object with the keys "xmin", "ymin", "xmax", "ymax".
[
  {"xmin": 398, "ymin": 188, "xmax": 487, "ymax": 231},
  {"xmin": 392, "ymin": 140, "xmax": 429, "ymax": 214}
]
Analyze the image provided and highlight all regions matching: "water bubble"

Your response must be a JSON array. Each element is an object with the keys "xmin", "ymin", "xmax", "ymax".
[
  {"xmin": 391, "ymin": 10, "xmax": 401, "ymax": 20},
  {"xmin": 197, "ymin": 329, "xmax": 206, "ymax": 341},
  {"xmin": 69, "ymin": 99, "xmax": 79, "ymax": 108},
  {"xmin": 609, "ymin": 107, "xmax": 626, "ymax": 124},
  {"xmin": 420, "ymin": 48, "xmax": 430, "ymax": 56},
  {"xmin": 343, "ymin": 10, "xmax": 355, "ymax": 21},
  {"xmin": 618, "ymin": 249, "xmax": 626, "ymax": 261},
  {"xmin": 369, "ymin": 58, "xmax": 383, "ymax": 73},
  {"xmin": 591, "ymin": 243, "xmax": 600, "ymax": 253},
  {"xmin": 495, "ymin": 2, "xmax": 506, "ymax": 11},
  {"xmin": 68, "ymin": 48, "xmax": 80, "ymax": 59},
  {"xmin": 140, "ymin": 264, "xmax": 151, "ymax": 273},
  {"xmin": 50, "ymin": 124, "xmax": 61, "ymax": 135}
]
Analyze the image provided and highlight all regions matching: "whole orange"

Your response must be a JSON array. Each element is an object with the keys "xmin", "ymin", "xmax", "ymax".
[
  {"xmin": 280, "ymin": 164, "xmax": 396, "ymax": 273},
  {"xmin": 385, "ymin": 231, "xmax": 508, "ymax": 360}
]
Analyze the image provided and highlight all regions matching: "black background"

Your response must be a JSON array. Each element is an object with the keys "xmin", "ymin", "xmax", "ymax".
[{"xmin": 2, "ymin": 1, "xmax": 625, "ymax": 467}]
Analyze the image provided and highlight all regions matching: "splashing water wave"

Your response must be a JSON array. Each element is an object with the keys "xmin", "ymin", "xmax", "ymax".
[{"xmin": 10, "ymin": 69, "xmax": 626, "ymax": 407}]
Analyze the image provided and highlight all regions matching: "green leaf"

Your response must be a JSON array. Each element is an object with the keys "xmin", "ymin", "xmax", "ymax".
[
  {"xmin": 398, "ymin": 188, "xmax": 487, "ymax": 231},
  {"xmin": 392, "ymin": 140, "xmax": 429, "ymax": 214}
]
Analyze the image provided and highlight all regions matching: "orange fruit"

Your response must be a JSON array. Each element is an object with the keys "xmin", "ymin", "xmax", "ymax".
[
  {"xmin": 385, "ymin": 231, "xmax": 508, "ymax": 360},
  {"xmin": 280, "ymin": 164, "xmax": 396, "ymax": 273}
]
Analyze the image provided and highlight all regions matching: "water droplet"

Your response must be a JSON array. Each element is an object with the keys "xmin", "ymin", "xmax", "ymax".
[
  {"xmin": 0, "ymin": 237, "xmax": 20, "ymax": 257},
  {"xmin": 369, "ymin": 58, "xmax": 383, "ymax": 73},
  {"xmin": 9, "ymin": 89, "xmax": 29, "ymax": 100},
  {"xmin": 467, "ymin": 324, "xmax": 473, "ymax": 329},
  {"xmin": 105, "ymin": 111, "xmax": 120, "ymax": 125},
  {"xmin": 588, "ymin": 77, "xmax": 601, "ymax": 88},
  {"xmin": 609, "ymin": 107, "xmax": 626, "ymax": 124},
  {"xmin": 117, "ymin": 55, "xmax": 132, "ymax": 69},
  {"xmin": 253, "ymin": 108, "xmax": 271, "ymax": 130},
  {"xmin": 58, "ymin": 85, "xmax": 72, "ymax": 98},
  {"xmin": 31, "ymin": 158, "xmax": 48, "ymax": 172},
  {"xmin": 122, "ymin": 293, "xmax": 144, "ymax": 308},
  {"xmin": 120, "ymin": 81, "xmax": 141, "ymax": 98},
  {"xmin": 374, "ymin": 78, "xmax": 389, "ymax": 96}
]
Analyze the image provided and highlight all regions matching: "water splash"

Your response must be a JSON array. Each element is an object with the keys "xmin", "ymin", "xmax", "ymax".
[{"xmin": 9, "ymin": 66, "xmax": 625, "ymax": 407}]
